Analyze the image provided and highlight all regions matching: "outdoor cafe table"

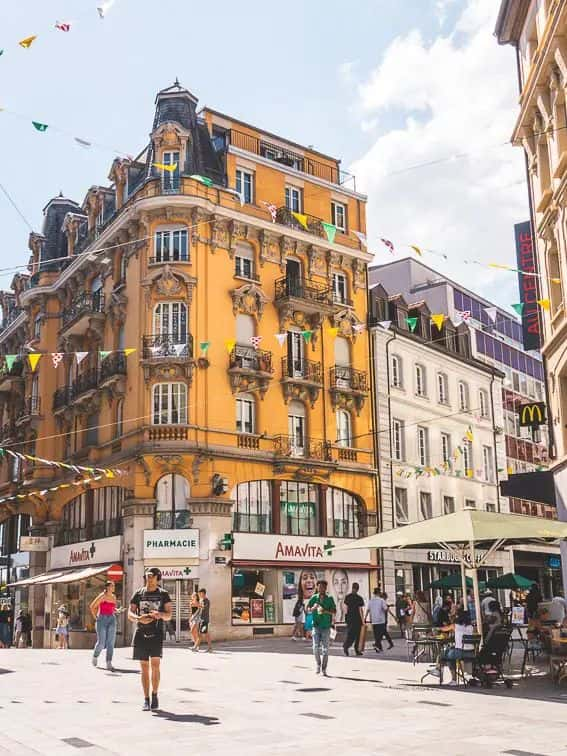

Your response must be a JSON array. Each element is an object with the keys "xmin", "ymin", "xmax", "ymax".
[{"xmin": 418, "ymin": 634, "xmax": 453, "ymax": 684}]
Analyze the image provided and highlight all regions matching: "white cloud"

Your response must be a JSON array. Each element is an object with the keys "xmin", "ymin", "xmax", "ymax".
[{"xmin": 350, "ymin": 0, "xmax": 528, "ymax": 309}]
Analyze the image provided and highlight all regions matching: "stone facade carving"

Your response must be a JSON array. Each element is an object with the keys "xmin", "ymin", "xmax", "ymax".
[
  {"xmin": 212, "ymin": 217, "xmax": 230, "ymax": 252},
  {"xmin": 230, "ymin": 283, "xmax": 269, "ymax": 320},
  {"xmin": 331, "ymin": 308, "xmax": 364, "ymax": 338},
  {"xmin": 259, "ymin": 230, "xmax": 281, "ymax": 267}
]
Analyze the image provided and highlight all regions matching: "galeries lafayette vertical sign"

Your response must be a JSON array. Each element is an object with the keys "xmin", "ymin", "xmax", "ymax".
[
  {"xmin": 514, "ymin": 220, "xmax": 542, "ymax": 351},
  {"xmin": 233, "ymin": 534, "xmax": 371, "ymax": 565}
]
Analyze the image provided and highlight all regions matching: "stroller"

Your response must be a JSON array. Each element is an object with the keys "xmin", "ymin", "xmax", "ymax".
[{"xmin": 467, "ymin": 626, "xmax": 513, "ymax": 689}]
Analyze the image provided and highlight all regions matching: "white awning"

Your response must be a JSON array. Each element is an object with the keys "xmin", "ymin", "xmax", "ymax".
[
  {"xmin": 8, "ymin": 571, "xmax": 65, "ymax": 587},
  {"xmin": 8, "ymin": 564, "xmax": 113, "ymax": 587}
]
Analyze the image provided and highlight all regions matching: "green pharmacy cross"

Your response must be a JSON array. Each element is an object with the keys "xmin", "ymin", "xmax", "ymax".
[
  {"xmin": 219, "ymin": 533, "xmax": 234, "ymax": 551},
  {"xmin": 323, "ymin": 539, "xmax": 335, "ymax": 555}
]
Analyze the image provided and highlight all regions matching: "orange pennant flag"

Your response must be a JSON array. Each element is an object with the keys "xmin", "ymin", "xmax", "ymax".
[
  {"xmin": 28, "ymin": 353, "xmax": 41, "ymax": 372},
  {"xmin": 19, "ymin": 35, "xmax": 37, "ymax": 48}
]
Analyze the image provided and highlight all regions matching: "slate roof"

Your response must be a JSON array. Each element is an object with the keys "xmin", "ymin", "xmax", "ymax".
[{"xmin": 41, "ymin": 194, "xmax": 80, "ymax": 262}]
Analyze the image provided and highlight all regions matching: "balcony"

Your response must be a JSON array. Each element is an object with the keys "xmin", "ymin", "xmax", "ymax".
[
  {"xmin": 16, "ymin": 396, "xmax": 41, "ymax": 427},
  {"xmin": 69, "ymin": 369, "xmax": 99, "ymax": 408},
  {"xmin": 154, "ymin": 511, "xmax": 192, "ymax": 529},
  {"xmin": 274, "ymin": 276, "xmax": 334, "ymax": 333},
  {"xmin": 53, "ymin": 387, "xmax": 70, "ymax": 412},
  {"xmin": 275, "ymin": 206, "xmax": 328, "ymax": 240},
  {"xmin": 327, "ymin": 445, "xmax": 374, "ymax": 466},
  {"xmin": 0, "ymin": 422, "xmax": 15, "ymax": 442},
  {"xmin": 0, "ymin": 308, "xmax": 22, "ymax": 331},
  {"xmin": 329, "ymin": 366, "xmax": 369, "ymax": 414},
  {"xmin": 0, "ymin": 358, "xmax": 24, "ymax": 393},
  {"xmin": 273, "ymin": 435, "xmax": 331, "ymax": 461},
  {"xmin": 146, "ymin": 425, "xmax": 190, "ymax": 442},
  {"xmin": 100, "ymin": 352, "xmax": 127, "ymax": 387},
  {"xmin": 60, "ymin": 292, "xmax": 105, "ymax": 338},
  {"xmin": 228, "ymin": 345, "xmax": 274, "ymax": 397},
  {"xmin": 281, "ymin": 356, "xmax": 322, "ymax": 405},
  {"xmin": 142, "ymin": 333, "xmax": 194, "ymax": 381}
]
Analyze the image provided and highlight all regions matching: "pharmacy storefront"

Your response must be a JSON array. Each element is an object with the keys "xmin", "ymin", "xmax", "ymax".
[
  {"xmin": 231, "ymin": 534, "xmax": 374, "ymax": 628},
  {"xmin": 143, "ymin": 529, "xmax": 200, "ymax": 642}
]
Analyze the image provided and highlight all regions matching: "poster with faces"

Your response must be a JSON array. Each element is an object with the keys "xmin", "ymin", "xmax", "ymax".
[{"xmin": 282, "ymin": 568, "xmax": 369, "ymax": 624}]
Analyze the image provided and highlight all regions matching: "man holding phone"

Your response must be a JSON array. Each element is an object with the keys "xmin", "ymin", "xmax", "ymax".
[
  {"xmin": 128, "ymin": 567, "xmax": 173, "ymax": 711},
  {"xmin": 307, "ymin": 579, "xmax": 336, "ymax": 677}
]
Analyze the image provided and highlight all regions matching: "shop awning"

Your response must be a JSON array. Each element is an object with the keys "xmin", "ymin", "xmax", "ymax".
[
  {"xmin": 8, "ymin": 564, "xmax": 114, "ymax": 587},
  {"xmin": 500, "ymin": 471, "xmax": 556, "ymax": 506},
  {"xmin": 8, "ymin": 571, "xmax": 65, "ymax": 587}
]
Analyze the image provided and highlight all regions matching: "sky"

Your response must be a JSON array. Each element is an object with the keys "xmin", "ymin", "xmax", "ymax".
[{"xmin": 0, "ymin": 0, "xmax": 527, "ymax": 309}]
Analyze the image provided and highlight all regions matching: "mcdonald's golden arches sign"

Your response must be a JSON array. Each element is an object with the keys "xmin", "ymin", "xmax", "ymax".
[{"xmin": 518, "ymin": 402, "xmax": 546, "ymax": 428}]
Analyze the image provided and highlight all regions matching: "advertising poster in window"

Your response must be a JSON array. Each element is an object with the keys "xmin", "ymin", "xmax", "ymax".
[
  {"xmin": 282, "ymin": 568, "xmax": 369, "ymax": 624},
  {"xmin": 250, "ymin": 598, "xmax": 265, "ymax": 623}
]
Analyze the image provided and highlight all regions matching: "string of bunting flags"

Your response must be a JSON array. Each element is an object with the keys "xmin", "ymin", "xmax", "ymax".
[
  {"xmin": 3, "ymin": 348, "xmax": 136, "ymax": 372},
  {"xmin": 395, "ymin": 425, "xmax": 477, "ymax": 479}
]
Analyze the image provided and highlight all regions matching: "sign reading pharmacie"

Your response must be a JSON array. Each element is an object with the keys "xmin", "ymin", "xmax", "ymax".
[
  {"xmin": 233, "ymin": 533, "xmax": 371, "ymax": 566},
  {"xmin": 50, "ymin": 535, "xmax": 123, "ymax": 570},
  {"xmin": 143, "ymin": 529, "xmax": 200, "ymax": 560}
]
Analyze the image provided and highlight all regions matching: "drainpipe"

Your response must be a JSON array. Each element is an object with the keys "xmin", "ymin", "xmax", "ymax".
[
  {"xmin": 384, "ymin": 331, "xmax": 397, "ymax": 530},
  {"xmin": 490, "ymin": 368, "xmax": 502, "ymax": 513}
]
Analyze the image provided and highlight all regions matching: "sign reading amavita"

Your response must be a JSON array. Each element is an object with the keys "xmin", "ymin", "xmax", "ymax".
[{"xmin": 143, "ymin": 529, "xmax": 200, "ymax": 559}]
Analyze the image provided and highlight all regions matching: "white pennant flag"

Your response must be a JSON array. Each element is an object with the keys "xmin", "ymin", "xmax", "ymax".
[
  {"xmin": 353, "ymin": 231, "xmax": 367, "ymax": 247},
  {"xmin": 174, "ymin": 343, "xmax": 187, "ymax": 357},
  {"xmin": 484, "ymin": 306, "xmax": 497, "ymax": 323},
  {"xmin": 275, "ymin": 333, "xmax": 287, "ymax": 347},
  {"xmin": 75, "ymin": 351, "xmax": 88, "ymax": 365},
  {"xmin": 379, "ymin": 320, "xmax": 392, "ymax": 330},
  {"xmin": 97, "ymin": 0, "xmax": 115, "ymax": 18}
]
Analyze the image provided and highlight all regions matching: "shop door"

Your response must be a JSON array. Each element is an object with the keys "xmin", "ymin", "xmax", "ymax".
[{"xmin": 161, "ymin": 579, "xmax": 194, "ymax": 643}]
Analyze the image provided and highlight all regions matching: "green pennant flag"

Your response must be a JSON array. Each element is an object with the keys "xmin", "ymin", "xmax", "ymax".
[
  {"xmin": 511, "ymin": 303, "xmax": 524, "ymax": 316},
  {"xmin": 321, "ymin": 222, "xmax": 337, "ymax": 244},
  {"xmin": 406, "ymin": 317, "xmax": 418, "ymax": 333},
  {"xmin": 32, "ymin": 121, "xmax": 48, "ymax": 132},
  {"xmin": 189, "ymin": 174, "xmax": 213, "ymax": 187},
  {"xmin": 5, "ymin": 355, "xmax": 17, "ymax": 371},
  {"xmin": 200, "ymin": 341, "xmax": 210, "ymax": 353},
  {"xmin": 100, "ymin": 350, "xmax": 112, "ymax": 361},
  {"xmin": 302, "ymin": 330, "xmax": 313, "ymax": 344}
]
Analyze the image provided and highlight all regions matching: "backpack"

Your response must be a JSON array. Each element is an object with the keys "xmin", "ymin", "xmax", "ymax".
[{"xmin": 292, "ymin": 599, "xmax": 304, "ymax": 619}]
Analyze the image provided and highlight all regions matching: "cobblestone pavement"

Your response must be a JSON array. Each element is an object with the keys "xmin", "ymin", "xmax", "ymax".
[{"xmin": 0, "ymin": 639, "xmax": 566, "ymax": 756}]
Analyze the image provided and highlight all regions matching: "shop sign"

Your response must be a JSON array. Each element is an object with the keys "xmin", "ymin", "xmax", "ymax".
[
  {"xmin": 518, "ymin": 402, "xmax": 546, "ymax": 429},
  {"xmin": 548, "ymin": 555, "xmax": 562, "ymax": 569},
  {"xmin": 50, "ymin": 535, "xmax": 123, "ymax": 570},
  {"xmin": 215, "ymin": 556, "xmax": 228, "ymax": 565},
  {"xmin": 158, "ymin": 565, "xmax": 199, "ymax": 580},
  {"xmin": 232, "ymin": 534, "xmax": 371, "ymax": 565},
  {"xmin": 19, "ymin": 536, "xmax": 49, "ymax": 552},
  {"xmin": 427, "ymin": 550, "xmax": 485, "ymax": 565},
  {"xmin": 143, "ymin": 529, "xmax": 199, "ymax": 559}
]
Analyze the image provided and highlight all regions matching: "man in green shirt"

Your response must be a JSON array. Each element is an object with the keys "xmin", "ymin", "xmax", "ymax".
[{"xmin": 307, "ymin": 579, "xmax": 336, "ymax": 676}]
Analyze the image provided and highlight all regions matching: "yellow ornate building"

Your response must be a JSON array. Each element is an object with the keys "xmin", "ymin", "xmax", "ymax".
[{"xmin": 0, "ymin": 82, "xmax": 377, "ymax": 645}]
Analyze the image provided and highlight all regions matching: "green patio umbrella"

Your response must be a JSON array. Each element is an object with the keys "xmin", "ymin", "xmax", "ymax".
[
  {"xmin": 485, "ymin": 573, "xmax": 535, "ymax": 590},
  {"xmin": 426, "ymin": 573, "xmax": 473, "ymax": 590}
]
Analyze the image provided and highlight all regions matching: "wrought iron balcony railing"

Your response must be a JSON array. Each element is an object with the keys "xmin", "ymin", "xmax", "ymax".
[
  {"xmin": 154, "ymin": 510, "xmax": 192, "ymax": 530},
  {"xmin": 0, "ymin": 357, "xmax": 24, "ymax": 380},
  {"xmin": 53, "ymin": 387, "xmax": 70, "ymax": 411},
  {"xmin": 329, "ymin": 366, "xmax": 368, "ymax": 393},
  {"xmin": 274, "ymin": 276, "xmax": 332, "ymax": 306},
  {"xmin": 100, "ymin": 352, "xmax": 127, "ymax": 382},
  {"xmin": 71, "ymin": 369, "xmax": 99, "ymax": 400},
  {"xmin": 273, "ymin": 435, "xmax": 331, "ymax": 461},
  {"xmin": 281, "ymin": 357, "xmax": 322, "ymax": 383},
  {"xmin": 17, "ymin": 396, "xmax": 41, "ymax": 420},
  {"xmin": 142, "ymin": 333, "xmax": 194, "ymax": 360},
  {"xmin": 229, "ymin": 345, "xmax": 273, "ymax": 373},
  {"xmin": 61, "ymin": 292, "xmax": 105, "ymax": 328}
]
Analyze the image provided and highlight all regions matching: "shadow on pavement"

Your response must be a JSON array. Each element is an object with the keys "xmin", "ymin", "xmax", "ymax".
[
  {"xmin": 330, "ymin": 675, "xmax": 384, "ymax": 684},
  {"xmin": 152, "ymin": 710, "xmax": 220, "ymax": 725},
  {"xmin": 103, "ymin": 668, "xmax": 139, "ymax": 675}
]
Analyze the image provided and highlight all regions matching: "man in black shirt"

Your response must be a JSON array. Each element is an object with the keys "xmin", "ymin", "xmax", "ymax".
[
  {"xmin": 128, "ymin": 567, "xmax": 173, "ymax": 711},
  {"xmin": 343, "ymin": 582, "xmax": 365, "ymax": 656},
  {"xmin": 193, "ymin": 588, "xmax": 212, "ymax": 652}
]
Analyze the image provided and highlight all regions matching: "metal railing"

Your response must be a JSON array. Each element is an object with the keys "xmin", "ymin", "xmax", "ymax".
[
  {"xmin": 273, "ymin": 435, "xmax": 330, "ymax": 461},
  {"xmin": 53, "ymin": 387, "xmax": 70, "ymax": 411},
  {"xmin": 229, "ymin": 346, "xmax": 273, "ymax": 373},
  {"xmin": 281, "ymin": 357, "xmax": 322, "ymax": 383},
  {"xmin": 100, "ymin": 352, "xmax": 127, "ymax": 382},
  {"xmin": 0, "ymin": 422, "xmax": 15, "ymax": 440},
  {"xmin": 275, "ymin": 276, "xmax": 331, "ymax": 306},
  {"xmin": 92, "ymin": 518, "xmax": 123, "ymax": 540},
  {"xmin": 0, "ymin": 308, "xmax": 22, "ymax": 331},
  {"xmin": 275, "ymin": 206, "xmax": 327, "ymax": 239},
  {"xmin": 61, "ymin": 292, "xmax": 105, "ymax": 328},
  {"xmin": 142, "ymin": 333, "xmax": 194, "ymax": 360},
  {"xmin": 17, "ymin": 396, "xmax": 41, "ymax": 419},
  {"xmin": 329, "ymin": 366, "xmax": 368, "ymax": 392},
  {"xmin": 0, "ymin": 358, "xmax": 23, "ymax": 380},
  {"xmin": 154, "ymin": 510, "xmax": 192, "ymax": 530},
  {"xmin": 71, "ymin": 369, "xmax": 99, "ymax": 400}
]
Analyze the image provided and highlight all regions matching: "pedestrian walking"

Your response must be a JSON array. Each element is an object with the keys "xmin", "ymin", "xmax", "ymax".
[
  {"xmin": 16, "ymin": 609, "xmax": 32, "ymax": 648},
  {"xmin": 343, "ymin": 582, "xmax": 365, "ymax": 656},
  {"xmin": 90, "ymin": 580, "xmax": 118, "ymax": 671},
  {"xmin": 189, "ymin": 592, "xmax": 201, "ymax": 648},
  {"xmin": 365, "ymin": 588, "xmax": 394, "ymax": 652},
  {"xmin": 55, "ymin": 605, "xmax": 70, "ymax": 649},
  {"xmin": 128, "ymin": 567, "xmax": 173, "ymax": 711},
  {"xmin": 0, "ymin": 604, "xmax": 12, "ymax": 648},
  {"xmin": 193, "ymin": 588, "xmax": 212, "ymax": 652},
  {"xmin": 307, "ymin": 579, "xmax": 336, "ymax": 676},
  {"xmin": 291, "ymin": 596, "xmax": 305, "ymax": 640}
]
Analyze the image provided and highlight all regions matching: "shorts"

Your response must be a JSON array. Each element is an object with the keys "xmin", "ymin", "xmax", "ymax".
[
  {"xmin": 133, "ymin": 629, "xmax": 163, "ymax": 661},
  {"xmin": 57, "ymin": 626, "xmax": 68, "ymax": 636},
  {"xmin": 199, "ymin": 621, "xmax": 209, "ymax": 634}
]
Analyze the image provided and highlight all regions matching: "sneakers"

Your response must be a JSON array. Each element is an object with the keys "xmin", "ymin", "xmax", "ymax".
[
  {"xmin": 91, "ymin": 656, "xmax": 97, "ymax": 667},
  {"xmin": 151, "ymin": 693, "xmax": 159, "ymax": 710},
  {"xmin": 291, "ymin": 637, "xmax": 297, "ymax": 642},
  {"xmin": 316, "ymin": 666, "xmax": 321, "ymax": 675},
  {"xmin": 142, "ymin": 698, "xmax": 151, "ymax": 711},
  {"xmin": 375, "ymin": 647, "xmax": 383, "ymax": 653},
  {"xmin": 106, "ymin": 663, "xmax": 115, "ymax": 672},
  {"xmin": 388, "ymin": 643, "xmax": 394, "ymax": 650},
  {"xmin": 355, "ymin": 651, "xmax": 363, "ymax": 657},
  {"xmin": 322, "ymin": 669, "xmax": 329, "ymax": 677}
]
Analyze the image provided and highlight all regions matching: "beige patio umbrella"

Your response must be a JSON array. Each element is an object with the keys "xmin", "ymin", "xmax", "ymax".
[{"xmin": 333, "ymin": 509, "xmax": 567, "ymax": 641}]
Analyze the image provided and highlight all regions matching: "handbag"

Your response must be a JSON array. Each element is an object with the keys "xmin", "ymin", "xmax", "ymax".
[{"xmin": 329, "ymin": 626, "xmax": 337, "ymax": 641}]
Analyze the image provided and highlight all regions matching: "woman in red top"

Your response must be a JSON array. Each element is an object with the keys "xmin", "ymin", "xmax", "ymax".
[{"xmin": 90, "ymin": 581, "xmax": 118, "ymax": 671}]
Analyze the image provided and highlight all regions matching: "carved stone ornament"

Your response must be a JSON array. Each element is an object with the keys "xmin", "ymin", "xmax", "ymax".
[
  {"xmin": 212, "ymin": 217, "xmax": 230, "ymax": 252},
  {"xmin": 155, "ymin": 265, "xmax": 183, "ymax": 296},
  {"xmin": 351, "ymin": 258, "xmax": 366, "ymax": 291},
  {"xmin": 329, "ymin": 389, "xmax": 366, "ymax": 416},
  {"xmin": 143, "ymin": 363, "xmax": 194, "ymax": 383},
  {"xmin": 259, "ymin": 230, "xmax": 281, "ymax": 267},
  {"xmin": 231, "ymin": 283, "xmax": 269, "ymax": 320},
  {"xmin": 107, "ymin": 289, "xmax": 128, "ymax": 325},
  {"xmin": 307, "ymin": 246, "xmax": 326, "ymax": 278},
  {"xmin": 228, "ymin": 371, "xmax": 272, "ymax": 399},
  {"xmin": 228, "ymin": 220, "xmax": 248, "ymax": 258},
  {"xmin": 279, "ymin": 236, "xmax": 296, "ymax": 269},
  {"xmin": 136, "ymin": 456, "xmax": 152, "ymax": 486},
  {"xmin": 277, "ymin": 306, "xmax": 323, "ymax": 346},
  {"xmin": 331, "ymin": 308, "xmax": 363, "ymax": 337},
  {"xmin": 281, "ymin": 381, "xmax": 320, "ymax": 408}
]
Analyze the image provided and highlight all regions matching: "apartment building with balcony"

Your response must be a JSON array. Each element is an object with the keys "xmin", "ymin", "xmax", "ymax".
[{"xmin": 0, "ymin": 82, "xmax": 377, "ymax": 645}]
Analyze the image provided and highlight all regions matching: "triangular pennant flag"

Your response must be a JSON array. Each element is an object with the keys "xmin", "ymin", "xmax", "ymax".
[
  {"xmin": 484, "ymin": 306, "xmax": 497, "ymax": 323},
  {"xmin": 0, "ymin": 51, "xmax": 4, "ymax": 57},
  {"xmin": 99, "ymin": 350, "xmax": 112, "ymax": 361},
  {"xmin": 511, "ymin": 303, "xmax": 524, "ymax": 316},
  {"xmin": 75, "ymin": 351, "xmax": 88, "ymax": 365},
  {"xmin": 5, "ymin": 355, "xmax": 17, "ymax": 371},
  {"xmin": 466, "ymin": 469, "xmax": 474, "ymax": 479},
  {"xmin": 97, "ymin": 0, "xmax": 115, "ymax": 17},
  {"xmin": 173, "ymin": 344, "xmax": 186, "ymax": 357},
  {"xmin": 291, "ymin": 212, "xmax": 309, "ymax": 230},
  {"xmin": 153, "ymin": 162, "xmax": 178, "ymax": 173},
  {"xmin": 74, "ymin": 137, "xmax": 92, "ymax": 148},
  {"xmin": 189, "ymin": 174, "xmax": 213, "ymax": 187},
  {"xmin": 537, "ymin": 298, "xmax": 550, "ymax": 311},
  {"xmin": 551, "ymin": 278, "xmax": 561, "ymax": 284},
  {"xmin": 465, "ymin": 428, "xmax": 474, "ymax": 442},
  {"xmin": 250, "ymin": 336, "xmax": 263, "ymax": 349},
  {"xmin": 28, "ymin": 353, "xmax": 41, "ymax": 372},
  {"xmin": 410, "ymin": 245, "xmax": 423, "ymax": 256},
  {"xmin": 488, "ymin": 263, "xmax": 514, "ymax": 271},
  {"xmin": 32, "ymin": 121, "xmax": 48, "ymax": 132},
  {"xmin": 431, "ymin": 314, "xmax": 445, "ymax": 331},
  {"xmin": 55, "ymin": 21, "xmax": 71, "ymax": 31},
  {"xmin": 380, "ymin": 238, "xmax": 395, "ymax": 254},
  {"xmin": 328, "ymin": 327, "xmax": 339, "ymax": 338},
  {"xmin": 321, "ymin": 222, "xmax": 337, "ymax": 244},
  {"xmin": 456, "ymin": 310, "xmax": 471, "ymax": 323},
  {"xmin": 19, "ymin": 35, "xmax": 37, "ymax": 48},
  {"xmin": 302, "ymin": 330, "xmax": 313, "ymax": 344},
  {"xmin": 199, "ymin": 341, "xmax": 210, "ymax": 354},
  {"xmin": 275, "ymin": 333, "xmax": 287, "ymax": 347},
  {"xmin": 406, "ymin": 317, "xmax": 418, "ymax": 333},
  {"xmin": 51, "ymin": 352, "xmax": 64, "ymax": 369},
  {"xmin": 353, "ymin": 231, "xmax": 367, "ymax": 247},
  {"xmin": 261, "ymin": 201, "xmax": 277, "ymax": 222},
  {"xmin": 379, "ymin": 320, "xmax": 392, "ymax": 330},
  {"xmin": 123, "ymin": 348, "xmax": 136, "ymax": 357},
  {"xmin": 225, "ymin": 339, "xmax": 236, "ymax": 354}
]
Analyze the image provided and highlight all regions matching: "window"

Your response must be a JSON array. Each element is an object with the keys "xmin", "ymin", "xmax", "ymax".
[
  {"xmin": 336, "ymin": 410, "xmax": 352, "ymax": 447},
  {"xmin": 154, "ymin": 227, "xmax": 188, "ymax": 263},
  {"xmin": 152, "ymin": 383, "xmax": 187, "ymax": 425},
  {"xmin": 392, "ymin": 419, "xmax": 405, "ymax": 461},
  {"xmin": 485, "ymin": 502, "xmax": 496, "ymax": 513},
  {"xmin": 232, "ymin": 481, "xmax": 272, "ymax": 533},
  {"xmin": 285, "ymin": 185, "xmax": 302, "ymax": 213},
  {"xmin": 443, "ymin": 496, "xmax": 455, "ymax": 515},
  {"xmin": 483, "ymin": 445, "xmax": 494, "ymax": 482},
  {"xmin": 287, "ymin": 331, "xmax": 305, "ymax": 378},
  {"xmin": 33, "ymin": 315, "xmax": 41, "ymax": 340},
  {"xmin": 479, "ymin": 389, "xmax": 489, "ymax": 418},
  {"xmin": 236, "ymin": 314, "xmax": 257, "ymax": 368},
  {"xmin": 458, "ymin": 381, "xmax": 469, "ymax": 411},
  {"xmin": 334, "ymin": 337, "xmax": 351, "ymax": 388},
  {"xmin": 395, "ymin": 488, "xmax": 409, "ymax": 525},
  {"xmin": 462, "ymin": 440, "xmax": 473, "ymax": 475},
  {"xmin": 280, "ymin": 481, "xmax": 319, "ymax": 535},
  {"xmin": 236, "ymin": 168, "xmax": 254, "ymax": 204},
  {"xmin": 231, "ymin": 567, "xmax": 283, "ymax": 624},
  {"xmin": 288, "ymin": 400, "xmax": 306, "ymax": 456},
  {"xmin": 465, "ymin": 499, "xmax": 476, "ymax": 509},
  {"xmin": 331, "ymin": 201, "xmax": 347, "ymax": 232},
  {"xmin": 237, "ymin": 394, "xmax": 255, "ymax": 435},
  {"xmin": 437, "ymin": 373, "xmax": 449, "ymax": 404},
  {"xmin": 153, "ymin": 302, "xmax": 187, "ymax": 342},
  {"xmin": 415, "ymin": 364, "xmax": 426, "ymax": 397},
  {"xmin": 161, "ymin": 150, "xmax": 180, "ymax": 191},
  {"xmin": 332, "ymin": 272, "xmax": 348, "ymax": 304},
  {"xmin": 417, "ymin": 426, "xmax": 429, "ymax": 466},
  {"xmin": 235, "ymin": 244, "xmax": 254, "ymax": 279},
  {"xmin": 93, "ymin": 488, "xmax": 124, "ymax": 538},
  {"xmin": 441, "ymin": 433, "xmax": 451, "ymax": 464},
  {"xmin": 391, "ymin": 355, "xmax": 402, "ymax": 388},
  {"xmin": 326, "ymin": 487, "xmax": 361, "ymax": 538},
  {"xmin": 119, "ymin": 253, "xmax": 127, "ymax": 284},
  {"xmin": 419, "ymin": 492, "xmax": 432, "ymax": 520},
  {"xmin": 115, "ymin": 399, "xmax": 123, "ymax": 439},
  {"xmin": 155, "ymin": 474, "xmax": 190, "ymax": 529}
]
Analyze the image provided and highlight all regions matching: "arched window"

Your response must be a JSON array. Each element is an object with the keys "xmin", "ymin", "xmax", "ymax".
[
  {"xmin": 155, "ymin": 474, "xmax": 190, "ymax": 529},
  {"xmin": 231, "ymin": 480, "xmax": 272, "ymax": 533},
  {"xmin": 336, "ymin": 410, "xmax": 352, "ymax": 447},
  {"xmin": 235, "ymin": 242, "xmax": 255, "ymax": 280},
  {"xmin": 288, "ymin": 400, "xmax": 306, "ymax": 456},
  {"xmin": 236, "ymin": 393, "xmax": 255, "ymax": 435},
  {"xmin": 115, "ymin": 399, "xmax": 124, "ymax": 439},
  {"xmin": 326, "ymin": 487, "xmax": 362, "ymax": 538},
  {"xmin": 152, "ymin": 383, "xmax": 187, "ymax": 425}
]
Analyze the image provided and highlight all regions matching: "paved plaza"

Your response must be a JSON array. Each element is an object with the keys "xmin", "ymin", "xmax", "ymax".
[{"xmin": 0, "ymin": 639, "xmax": 565, "ymax": 756}]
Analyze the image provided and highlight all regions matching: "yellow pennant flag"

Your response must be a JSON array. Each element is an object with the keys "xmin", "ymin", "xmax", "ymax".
[
  {"xmin": 537, "ymin": 298, "xmax": 550, "ymax": 311},
  {"xmin": 153, "ymin": 162, "xmax": 178, "ymax": 173},
  {"xmin": 291, "ymin": 212, "xmax": 309, "ymax": 230},
  {"xmin": 465, "ymin": 428, "xmax": 474, "ymax": 442},
  {"xmin": 466, "ymin": 469, "xmax": 473, "ymax": 478},
  {"xmin": 410, "ymin": 245, "xmax": 422, "ymax": 256},
  {"xmin": 28, "ymin": 353, "xmax": 41, "ymax": 372},
  {"xmin": 328, "ymin": 327, "xmax": 339, "ymax": 338},
  {"xmin": 123, "ymin": 348, "xmax": 136, "ymax": 357},
  {"xmin": 431, "ymin": 314, "xmax": 445, "ymax": 331},
  {"xmin": 551, "ymin": 278, "xmax": 561, "ymax": 284},
  {"xmin": 19, "ymin": 35, "xmax": 37, "ymax": 48},
  {"xmin": 507, "ymin": 465, "xmax": 514, "ymax": 475},
  {"xmin": 225, "ymin": 339, "xmax": 236, "ymax": 354},
  {"xmin": 105, "ymin": 469, "xmax": 115, "ymax": 479}
]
